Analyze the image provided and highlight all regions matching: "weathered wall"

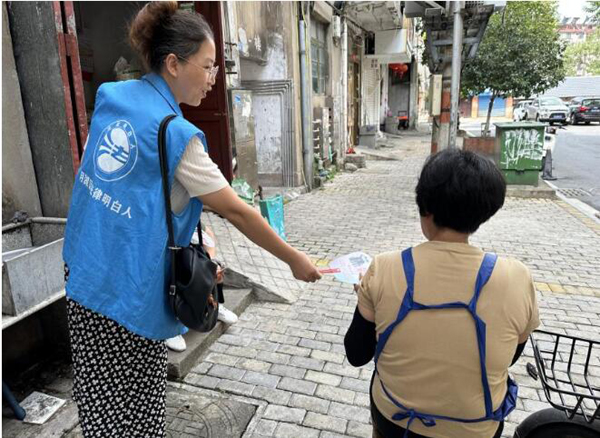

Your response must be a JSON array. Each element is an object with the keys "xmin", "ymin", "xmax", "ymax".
[
  {"xmin": 409, "ymin": 59, "xmax": 418, "ymax": 128},
  {"xmin": 380, "ymin": 64, "xmax": 389, "ymax": 125},
  {"xmin": 237, "ymin": 1, "xmax": 303, "ymax": 187},
  {"xmin": 8, "ymin": 2, "xmax": 76, "ymax": 218},
  {"xmin": 2, "ymin": 3, "xmax": 42, "ymax": 224}
]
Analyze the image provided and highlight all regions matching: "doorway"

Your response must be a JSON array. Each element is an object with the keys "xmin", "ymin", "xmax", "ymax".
[{"xmin": 71, "ymin": 1, "xmax": 233, "ymax": 180}]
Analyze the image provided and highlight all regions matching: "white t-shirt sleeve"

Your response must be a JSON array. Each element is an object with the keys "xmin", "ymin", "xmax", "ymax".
[{"xmin": 174, "ymin": 135, "xmax": 229, "ymax": 198}]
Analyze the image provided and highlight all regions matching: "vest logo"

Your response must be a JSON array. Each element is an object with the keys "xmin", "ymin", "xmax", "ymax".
[{"xmin": 93, "ymin": 120, "xmax": 138, "ymax": 181}]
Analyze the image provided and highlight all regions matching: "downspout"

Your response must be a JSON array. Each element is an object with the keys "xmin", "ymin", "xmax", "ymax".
[
  {"xmin": 299, "ymin": 13, "xmax": 314, "ymax": 190},
  {"xmin": 448, "ymin": 1, "xmax": 463, "ymax": 148}
]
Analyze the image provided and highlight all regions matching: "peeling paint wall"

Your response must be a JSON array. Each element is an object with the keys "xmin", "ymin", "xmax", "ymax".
[
  {"xmin": 236, "ymin": 2, "xmax": 300, "ymax": 187},
  {"xmin": 252, "ymin": 94, "xmax": 283, "ymax": 176},
  {"xmin": 240, "ymin": 33, "xmax": 287, "ymax": 81},
  {"xmin": 380, "ymin": 64, "xmax": 389, "ymax": 125}
]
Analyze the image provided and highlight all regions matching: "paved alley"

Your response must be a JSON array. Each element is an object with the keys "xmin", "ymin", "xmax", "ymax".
[{"xmin": 180, "ymin": 133, "xmax": 600, "ymax": 438}]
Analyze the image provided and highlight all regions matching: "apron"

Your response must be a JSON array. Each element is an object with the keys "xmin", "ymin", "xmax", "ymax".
[{"xmin": 374, "ymin": 248, "xmax": 518, "ymax": 437}]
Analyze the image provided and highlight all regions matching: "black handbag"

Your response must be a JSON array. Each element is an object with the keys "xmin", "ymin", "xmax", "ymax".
[{"xmin": 158, "ymin": 115, "xmax": 219, "ymax": 333}]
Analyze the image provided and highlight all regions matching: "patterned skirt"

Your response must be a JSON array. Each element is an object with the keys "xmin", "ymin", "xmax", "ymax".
[{"xmin": 67, "ymin": 298, "xmax": 168, "ymax": 437}]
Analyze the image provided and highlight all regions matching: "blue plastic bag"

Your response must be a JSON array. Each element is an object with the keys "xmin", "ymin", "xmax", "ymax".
[{"xmin": 259, "ymin": 195, "xmax": 286, "ymax": 241}]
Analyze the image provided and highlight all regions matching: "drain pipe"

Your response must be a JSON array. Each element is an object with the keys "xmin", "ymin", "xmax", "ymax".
[{"xmin": 299, "ymin": 14, "xmax": 314, "ymax": 190}]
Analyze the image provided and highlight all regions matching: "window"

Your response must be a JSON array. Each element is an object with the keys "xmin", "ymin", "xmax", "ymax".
[
  {"xmin": 539, "ymin": 97, "xmax": 564, "ymax": 106},
  {"xmin": 311, "ymin": 19, "xmax": 329, "ymax": 95}
]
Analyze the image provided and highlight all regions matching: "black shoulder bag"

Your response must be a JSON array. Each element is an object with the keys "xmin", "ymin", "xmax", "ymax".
[{"xmin": 158, "ymin": 115, "xmax": 219, "ymax": 333}]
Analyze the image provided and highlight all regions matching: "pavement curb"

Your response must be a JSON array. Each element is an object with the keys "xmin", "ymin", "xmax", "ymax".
[
  {"xmin": 545, "ymin": 180, "xmax": 600, "ymax": 229},
  {"xmin": 354, "ymin": 147, "xmax": 400, "ymax": 161},
  {"xmin": 505, "ymin": 181, "xmax": 557, "ymax": 200}
]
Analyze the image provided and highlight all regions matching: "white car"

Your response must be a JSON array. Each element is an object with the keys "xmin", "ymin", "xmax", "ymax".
[
  {"xmin": 526, "ymin": 97, "xmax": 569, "ymax": 125},
  {"xmin": 513, "ymin": 100, "xmax": 532, "ymax": 121}
]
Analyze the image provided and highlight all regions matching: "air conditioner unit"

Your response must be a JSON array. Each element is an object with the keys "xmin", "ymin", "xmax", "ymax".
[{"xmin": 365, "ymin": 29, "xmax": 410, "ymax": 63}]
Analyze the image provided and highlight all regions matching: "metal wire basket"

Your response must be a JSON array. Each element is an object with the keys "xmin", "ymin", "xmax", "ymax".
[{"xmin": 529, "ymin": 330, "xmax": 600, "ymax": 424}]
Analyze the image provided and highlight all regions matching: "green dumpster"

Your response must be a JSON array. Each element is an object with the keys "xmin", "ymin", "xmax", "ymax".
[{"xmin": 494, "ymin": 122, "xmax": 545, "ymax": 186}]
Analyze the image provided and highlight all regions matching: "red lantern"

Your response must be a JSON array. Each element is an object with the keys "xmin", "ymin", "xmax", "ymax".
[{"xmin": 389, "ymin": 63, "xmax": 408, "ymax": 79}]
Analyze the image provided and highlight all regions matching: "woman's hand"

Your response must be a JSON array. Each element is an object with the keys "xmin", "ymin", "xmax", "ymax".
[
  {"xmin": 201, "ymin": 187, "xmax": 320, "ymax": 283},
  {"xmin": 289, "ymin": 250, "xmax": 322, "ymax": 283},
  {"xmin": 216, "ymin": 266, "xmax": 225, "ymax": 284}
]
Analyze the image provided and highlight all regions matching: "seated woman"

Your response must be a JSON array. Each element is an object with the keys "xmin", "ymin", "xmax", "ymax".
[{"xmin": 344, "ymin": 149, "xmax": 539, "ymax": 438}]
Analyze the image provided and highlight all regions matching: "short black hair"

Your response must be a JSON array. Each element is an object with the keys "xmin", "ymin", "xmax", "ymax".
[{"xmin": 415, "ymin": 149, "xmax": 506, "ymax": 234}]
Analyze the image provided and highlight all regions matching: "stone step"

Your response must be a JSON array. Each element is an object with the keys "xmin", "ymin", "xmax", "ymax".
[{"xmin": 167, "ymin": 287, "xmax": 253, "ymax": 380}]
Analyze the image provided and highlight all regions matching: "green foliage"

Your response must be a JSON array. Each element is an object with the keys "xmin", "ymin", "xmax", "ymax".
[
  {"xmin": 461, "ymin": 1, "xmax": 566, "ymax": 99},
  {"xmin": 584, "ymin": 1, "xmax": 600, "ymax": 23},
  {"xmin": 564, "ymin": 27, "xmax": 600, "ymax": 76}
]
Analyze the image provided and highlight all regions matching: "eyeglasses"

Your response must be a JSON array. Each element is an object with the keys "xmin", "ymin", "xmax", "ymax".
[{"xmin": 179, "ymin": 57, "xmax": 219, "ymax": 80}]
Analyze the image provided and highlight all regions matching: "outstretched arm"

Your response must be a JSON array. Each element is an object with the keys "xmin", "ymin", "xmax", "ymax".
[{"xmin": 199, "ymin": 186, "xmax": 321, "ymax": 283}]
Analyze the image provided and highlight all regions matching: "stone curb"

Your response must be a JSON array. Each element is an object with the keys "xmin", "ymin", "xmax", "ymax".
[
  {"xmin": 354, "ymin": 147, "xmax": 400, "ymax": 161},
  {"xmin": 506, "ymin": 182, "xmax": 557, "ymax": 200}
]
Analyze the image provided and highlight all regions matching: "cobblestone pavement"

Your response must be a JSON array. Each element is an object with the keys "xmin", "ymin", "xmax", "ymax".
[{"xmin": 184, "ymin": 134, "xmax": 600, "ymax": 438}]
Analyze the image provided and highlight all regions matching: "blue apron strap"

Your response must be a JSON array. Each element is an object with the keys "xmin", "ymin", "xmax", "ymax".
[
  {"xmin": 374, "ymin": 248, "xmax": 415, "ymax": 364},
  {"xmin": 469, "ymin": 252, "xmax": 498, "ymax": 417},
  {"xmin": 469, "ymin": 253, "xmax": 497, "ymax": 306},
  {"xmin": 401, "ymin": 248, "xmax": 416, "ymax": 298}
]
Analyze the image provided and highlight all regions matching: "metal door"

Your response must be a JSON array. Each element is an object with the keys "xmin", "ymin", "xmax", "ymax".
[
  {"xmin": 478, "ymin": 94, "xmax": 506, "ymax": 118},
  {"xmin": 181, "ymin": 1, "xmax": 233, "ymax": 182},
  {"xmin": 52, "ymin": 1, "xmax": 88, "ymax": 172}
]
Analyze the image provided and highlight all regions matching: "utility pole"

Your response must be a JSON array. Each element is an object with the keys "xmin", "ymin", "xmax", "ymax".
[{"xmin": 449, "ymin": 1, "xmax": 463, "ymax": 148}]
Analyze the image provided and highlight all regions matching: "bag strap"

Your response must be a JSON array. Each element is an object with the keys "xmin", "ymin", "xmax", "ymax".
[{"xmin": 158, "ymin": 115, "xmax": 206, "ymax": 297}]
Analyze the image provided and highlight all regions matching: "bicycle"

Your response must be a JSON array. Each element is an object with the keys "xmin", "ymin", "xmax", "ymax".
[{"xmin": 514, "ymin": 330, "xmax": 600, "ymax": 437}]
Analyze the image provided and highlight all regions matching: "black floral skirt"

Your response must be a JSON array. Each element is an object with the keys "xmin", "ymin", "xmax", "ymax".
[{"xmin": 67, "ymin": 298, "xmax": 168, "ymax": 437}]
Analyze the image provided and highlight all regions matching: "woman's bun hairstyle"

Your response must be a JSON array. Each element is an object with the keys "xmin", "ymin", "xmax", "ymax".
[{"xmin": 129, "ymin": 1, "xmax": 214, "ymax": 72}]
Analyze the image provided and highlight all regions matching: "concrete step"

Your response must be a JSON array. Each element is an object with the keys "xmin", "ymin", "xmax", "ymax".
[{"xmin": 167, "ymin": 287, "xmax": 253, "ymax": 380}]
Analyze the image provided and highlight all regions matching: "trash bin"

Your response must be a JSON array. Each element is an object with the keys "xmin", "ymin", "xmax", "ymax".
[{"xmin": 494, "ymin": 122, "xmax": 545, "ymax": 186}]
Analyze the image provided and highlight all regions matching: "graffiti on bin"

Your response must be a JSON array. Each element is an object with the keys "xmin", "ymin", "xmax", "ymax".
[{"xmin": 501, "ymin": 128, "xmax": 543, "ymax": 168}]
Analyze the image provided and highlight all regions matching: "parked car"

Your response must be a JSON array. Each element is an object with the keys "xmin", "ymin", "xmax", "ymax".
[
  {"xmin": 568, "ymin": 97, "xmax": 600, "ymax": 125},
  {"xmin": 513, "ymin": 100, "xmax": 532, "ymax": 121},
  {"xmin": 526, "ymin": 97, "xmax": 569, "ymax": 125}
]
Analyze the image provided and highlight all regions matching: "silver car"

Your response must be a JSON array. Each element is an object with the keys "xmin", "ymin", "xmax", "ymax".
[{"xmin": 526, "ymin": 97, "xmax": 569, "ymax": 125}]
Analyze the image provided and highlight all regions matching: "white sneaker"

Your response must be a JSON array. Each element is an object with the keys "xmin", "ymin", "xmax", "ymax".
[
  {"xmin": 165, "ymin": 335, "xmax": 186, "ymax": 352},
  {"xmin": 218, "ymin": 306, "xmax": 238, "ymax": 324}
]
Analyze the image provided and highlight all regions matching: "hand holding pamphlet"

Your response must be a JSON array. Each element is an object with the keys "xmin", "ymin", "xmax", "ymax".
[{"xmin": 318, "ymin": 252, "xmax": 372, "ymax": 284}]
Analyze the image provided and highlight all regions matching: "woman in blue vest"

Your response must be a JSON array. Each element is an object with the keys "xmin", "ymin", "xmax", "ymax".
[{"xmin": 62, "ymin": 2, "xmax": 321, "ymax": 436}]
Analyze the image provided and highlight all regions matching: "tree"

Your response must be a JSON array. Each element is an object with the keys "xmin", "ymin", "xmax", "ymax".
[
  {"xmin": 461, "ymin": 1, "xmax": 566, "ymax": 133},
  {"xmin": 564, "ymin": 27, "xmax": 600, "ymax": 76},
  {"xmin": 584, "ymin": 1, "xmax": 600, "ymax": 24}
]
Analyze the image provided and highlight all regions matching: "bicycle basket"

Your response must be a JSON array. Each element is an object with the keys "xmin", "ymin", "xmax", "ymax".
[{"xmin": 530, "ymin": 330, "xmax": 600, "ymax": 424}]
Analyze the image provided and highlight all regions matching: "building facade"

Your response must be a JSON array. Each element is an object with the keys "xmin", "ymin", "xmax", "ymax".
[{"xmin": 3, "ymin": 1, "xmax": 422, "ymax": 224}]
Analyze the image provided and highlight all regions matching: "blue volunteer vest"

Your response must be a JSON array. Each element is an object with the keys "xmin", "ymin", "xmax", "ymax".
[
  {"xmin": 63, "ymin": 72, "xmax": 207, "ymax": 340},
  {"xmin": 374, "ymin": 248, "xmax": 518, "ymax": 436}
]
